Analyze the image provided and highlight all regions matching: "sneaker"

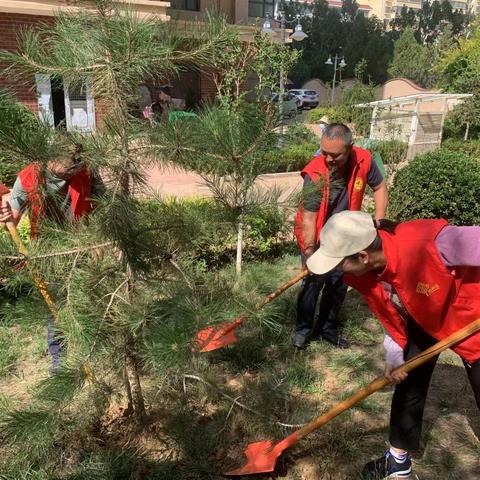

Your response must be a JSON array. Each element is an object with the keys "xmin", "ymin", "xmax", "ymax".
[
  {"xmin": 359, "ymin": 451, "xmax": 412, "ymax": 479},
  {"xmin": 293, "ymin": 332, "xmax": 308, "ymax": 349}
]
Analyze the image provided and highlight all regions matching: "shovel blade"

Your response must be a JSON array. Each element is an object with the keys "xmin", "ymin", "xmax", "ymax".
[
  {"xmin": 225, "ymin": 441, "xmax": 280, "ymax": 476},
  {"xmin": 195, "ymin": 322, "xmax": 239, "ymax": 352}
]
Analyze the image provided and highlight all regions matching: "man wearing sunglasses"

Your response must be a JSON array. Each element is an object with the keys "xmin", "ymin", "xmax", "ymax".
[{"xmin": 293, "ymin": 123, "xmax": 388, "ymax": 349}]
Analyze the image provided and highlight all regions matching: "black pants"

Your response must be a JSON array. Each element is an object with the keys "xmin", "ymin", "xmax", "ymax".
[
  {"xmin": 389, "ymin": 320, "xmax": 480, "ymax": 451},
  {"xmin": 295, "ymin": 269, "xmax": 347, "ymax": 337}
]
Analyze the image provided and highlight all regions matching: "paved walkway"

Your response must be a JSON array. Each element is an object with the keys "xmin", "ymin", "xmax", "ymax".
[{"xmin": 144, "ymin": 165, "xmax": 303, "ymax": 200}]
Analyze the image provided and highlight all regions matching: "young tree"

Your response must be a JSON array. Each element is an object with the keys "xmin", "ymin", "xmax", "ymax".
[
  {"xmin": 0, "ymin": 0, "xmax": 233, "ymax": 439},
  {"xmin": 150, "ymin": 31, "xmax": 299, "ymax": 275}
]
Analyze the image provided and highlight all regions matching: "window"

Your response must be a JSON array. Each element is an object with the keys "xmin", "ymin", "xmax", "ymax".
[
  {"xmin": 248, "ymin": 0, "xmax": 274, "ymax": 18},
  {"xmin": 171, "ymin": 0, "xmax": 200, "ymax": 11}
]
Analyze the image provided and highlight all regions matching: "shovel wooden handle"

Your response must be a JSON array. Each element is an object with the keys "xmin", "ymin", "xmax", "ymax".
[
  {"xmin": 293, "ymin": 317, "xmax": 480, "ymax": 442},
  {"xmin": 256, "ymin": 269, "xmax": 308, "ymax": 310},
  {"xmin": 6, "ymin": 221, "xmax": 57, "ymax": 317},
  {"xmin": 1, "ymin": 185, "xmax": 58, "ymax": 319}
]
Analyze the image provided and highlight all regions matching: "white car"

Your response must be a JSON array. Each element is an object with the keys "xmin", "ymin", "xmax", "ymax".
[
  {"xmin": 289, "ymin": 89, "xmax": 319, "ymax": 109},
  {"xmin": 272, "ymin": 93, "xmax": 298, "ymax": 118}
]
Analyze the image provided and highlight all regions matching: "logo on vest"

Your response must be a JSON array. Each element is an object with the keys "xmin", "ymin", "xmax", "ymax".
[
  {"xmin": 416, "ymin": 282, "xmax": 440, "ymax": 296},
  {"xmin": 354, "ymin": 178, "xmax": 364, "ymax": 191}
]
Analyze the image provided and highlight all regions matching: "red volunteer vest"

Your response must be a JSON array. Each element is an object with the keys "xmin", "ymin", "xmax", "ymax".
[
  {"xmin": 18, "ymin": 163, "xmax": 93, "ymax": 238},
  {"xmin": 294, "ymin": 146, "xmax": 372, "ymax": 251},
  {"xmin": 345, "ymin": 220, "xmax": 480, "ymax": 362}
]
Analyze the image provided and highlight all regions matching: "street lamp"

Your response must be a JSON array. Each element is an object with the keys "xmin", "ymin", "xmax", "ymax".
[
  {"xmin": 325, "ymin": 53, "xmax": 346, "ymax": 104},
  {"xmin": 262, "ymin": 12, "xmax": 308, "ymax": 145}
]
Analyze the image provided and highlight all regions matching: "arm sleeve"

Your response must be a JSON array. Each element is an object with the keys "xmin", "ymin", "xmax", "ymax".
[
  {"xmin": 303, "ymin": 175, "xmax": 322, "ymax": 212},
  {"xmin": 366, "ymin": 157, "xmax": 384, "ymax": 189},
  {"xmin": 383, "ymin": 333, "xmax": 405, "ymax": 367},
  {"xmin": 435, "ymin": 225, "xmax": 480, "ymax": 267},
  {"xmin": 9, "ymin": 177, "xmax": 28, "ymax": 213}
]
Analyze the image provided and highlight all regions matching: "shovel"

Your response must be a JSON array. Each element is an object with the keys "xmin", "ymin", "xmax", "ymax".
[
  {"xmin": 225, "ymin": 317, "xmax": 480, "ymax": 476},
  {"xmin": 0, "ymin": 182, "xmax": 57, "ymax": 317},
  {"xmin": 195, "ymin": 269, "xmax": 308, "ymax": 352}
]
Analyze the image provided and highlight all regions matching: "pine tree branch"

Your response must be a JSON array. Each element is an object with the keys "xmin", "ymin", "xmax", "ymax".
[{"xmin": 182, "ymin": 374, "xmax": 306, "ymax": 429}]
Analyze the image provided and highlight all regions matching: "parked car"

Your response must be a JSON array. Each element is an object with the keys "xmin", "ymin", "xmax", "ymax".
[
  {"xmin": 288, "ymin": 89, "xmax": 319, "ymax": 109},
  {"xmin": 272, "ymin": 93, "xmax": 298, "ymax": 118}
]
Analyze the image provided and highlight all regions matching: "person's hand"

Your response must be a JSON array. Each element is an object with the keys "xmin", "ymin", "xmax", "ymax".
[
  {"xmin": 303, "ymin": 245, "xmax": 315, "ymax": 269},
  {"xmin": 384, "ymin": 363, "xmax": 408, "ymax": 384},
  {"xmin": 0, "ymin": 202, "xmax": 13, "ymax": 225}
]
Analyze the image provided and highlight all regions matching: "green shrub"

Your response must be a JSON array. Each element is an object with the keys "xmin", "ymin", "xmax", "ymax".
[
  {"xmin": 262, "ymin": 142, "xmax": 317, "ymax": 173},
  {"xmin": 371, "ymin": 140, "xmax": 408, "ymax": 165},
  {"xmin": 307, "ymin": 107, "xmax": 346, "ymax": 124},
  {"xmin": 139, "ymin": 197, "xmax": 294, "ymax": 268},
  {"xmin": 283, "ymin": 123, "xmax": 318, "ymax": 146},
  {"xmin": 389, "ymin": 149, "xmax": 480, "ymax": 225},
  {"xmin": 441, "ymin": 139, "xmax": 480, "ymax": 159}
]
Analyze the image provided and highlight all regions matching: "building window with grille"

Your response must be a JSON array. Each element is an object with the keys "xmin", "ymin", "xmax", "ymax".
[
  {"xmin": 248, "ymin": 0, "xmax": 275, "ymax": 18},
  {"xmin": 171, "ymin": 0, "xmax": 200, "ymax": 11}
]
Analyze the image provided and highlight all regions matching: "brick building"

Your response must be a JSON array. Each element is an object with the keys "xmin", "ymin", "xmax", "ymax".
[{"xmin": 0, "ymin": 1, "xmax": 283, "ymax": 132}]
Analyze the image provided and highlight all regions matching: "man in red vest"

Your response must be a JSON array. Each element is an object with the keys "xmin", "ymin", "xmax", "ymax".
[
  {"xmin": 307, "ymin": 211, "xmax": 480, "ymax": 479},
  {"xmin": 293, "ymin": 123, "xmax": 388, "ymax": 349},
  {"xmin": 0, "ymin": 146, "xmax": 104, "ymax": 372}
]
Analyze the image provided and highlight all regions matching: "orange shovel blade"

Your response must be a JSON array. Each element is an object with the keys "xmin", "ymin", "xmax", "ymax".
[
  {"xmin": 195, "ymin": 321, "xmax": 239, "ymax": 352},
  {"xmin": 224, "ymin": 441, "xmax": 279, "ymax": 476}
]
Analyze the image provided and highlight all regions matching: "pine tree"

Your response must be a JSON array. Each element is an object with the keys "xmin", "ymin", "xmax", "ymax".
[{"xmin": 0, "ymin": 0, "xmax": 234, "ymax": 453}]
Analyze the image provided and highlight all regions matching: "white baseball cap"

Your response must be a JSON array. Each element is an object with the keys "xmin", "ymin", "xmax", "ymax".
[{"xmin": 306, "ymin": 211, "xmax": 377, "ymax": 275}]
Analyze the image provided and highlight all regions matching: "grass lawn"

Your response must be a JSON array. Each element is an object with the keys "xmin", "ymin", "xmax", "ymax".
[{"xmin": 0, "ymin": 255, "xmax": 478, "ymax": 479}]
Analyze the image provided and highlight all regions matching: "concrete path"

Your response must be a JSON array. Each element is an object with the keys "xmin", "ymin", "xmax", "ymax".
[{"xmin": 144, "ymin": 165, "xmax": 303, "ymax": 200}]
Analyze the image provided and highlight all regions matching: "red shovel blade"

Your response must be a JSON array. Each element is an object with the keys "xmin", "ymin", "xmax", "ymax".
[
  {"xmin": 225, "ymin": 441, "xmax": 278, "ymax": 476},
  {"xmin": 195, "ymin": 321, "xmax": 239, "ymax": 352},
  {"xmin": 194, "ymin": 316, "xmax": 246, "ymax": 353},
  {"xmin": 225, "ymin": 433, "xmax": 298, "ymax": 476}
]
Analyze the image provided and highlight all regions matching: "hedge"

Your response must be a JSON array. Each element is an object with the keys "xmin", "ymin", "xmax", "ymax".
[{"xmin": 389, "ymin": 149, "xmax": 480, "ymax": 225}]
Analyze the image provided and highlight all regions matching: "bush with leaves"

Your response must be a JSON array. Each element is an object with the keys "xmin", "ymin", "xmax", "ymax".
[
  {"xmin": 388, "ymin": 149, "xmax": 480, "ymax": 224},
  {"xmin": 441, "ymin": 138, "xmax": 480, "ymax": 158}
]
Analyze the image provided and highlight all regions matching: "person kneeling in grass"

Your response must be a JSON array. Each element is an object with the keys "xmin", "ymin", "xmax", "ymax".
[{"xmin": 306, "ymin": 210, "xmax": 480, "ymax": 480}]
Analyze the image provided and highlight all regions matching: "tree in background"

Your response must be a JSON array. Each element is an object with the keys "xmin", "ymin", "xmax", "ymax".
[
  {"xmin": 388, "ymin": 27, "xmax": 436, "ymax": 87},
  {"xmin": 284, "ymin": 0, "xmax": 394, "ymax": 85},
  {"xmin": 437, "ymin": 24, "xmax": 480, "ymax": 139}
]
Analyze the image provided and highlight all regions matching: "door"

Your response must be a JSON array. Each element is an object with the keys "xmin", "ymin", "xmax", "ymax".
[
  {"xmin": 64, "ymin": 79, "xmax": 96, "ymax": 132},
  {"xmin": 35, "ymin": 74, "xmax": 54, "ymax": 126}
]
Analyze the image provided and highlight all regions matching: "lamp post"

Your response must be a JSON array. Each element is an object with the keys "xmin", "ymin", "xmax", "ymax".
[
  {"xmin": 325, "ymin": 53, "xmax": 346, "ymax": 104},
  {"xmin": 262, "ymin": 12, "xmax": 308, "ymax": 145}
]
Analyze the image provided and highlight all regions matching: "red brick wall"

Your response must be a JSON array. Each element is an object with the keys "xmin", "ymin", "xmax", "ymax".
[{"xmin": 0, "ymin": 12, "xmax": 54, "ymax": 113}]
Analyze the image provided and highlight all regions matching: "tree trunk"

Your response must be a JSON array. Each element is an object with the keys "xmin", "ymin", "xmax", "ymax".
[
  {"xmin": 235, "ymin": 215, "xmax": 244, "ymax": 276},
  {"xmin": 464, "ymin": 122, "xmax": 470, "ymax": 141},
  {"xmin": 125, "ymin": 336, "xmax": 147, "ymax": 424}
]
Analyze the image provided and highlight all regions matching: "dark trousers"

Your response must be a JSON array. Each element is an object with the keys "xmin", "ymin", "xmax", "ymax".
[
  {"xmin": 389, "ymin": 319, "xmax": 480, "ymax": 451},
  {"xmin": 295, "ymin": 269, "xmax": 347, "ymax": 337},
  {"xmin": 47, "ymin": 315, "xmax": 63, "ymax": 370}
]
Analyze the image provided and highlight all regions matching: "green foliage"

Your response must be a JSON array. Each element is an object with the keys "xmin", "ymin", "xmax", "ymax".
[
  {"xmin": 389, "ymin": 149, "xmax": 480, "ymax": 224},
  {"xmin": 441, "ymin": 138, "xmax": 480, "ymax": 157},
  {"xmin": 388, "ymin": 28, "xmax": 436, "ymax": 88},
  {"xmin": 140, "ymin": 197, "xmax": 293, "ymax": 268},
  {"xmin": 0, "ymin": 90, "xmax": 56, "ymax": 184},
  {"xmin": 371, "ymin": 139, "xmax": 408, "ymax": 165},
  {"xmin": 261, "ymin": 143, "xmax": 317, "ymax": 173}
]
